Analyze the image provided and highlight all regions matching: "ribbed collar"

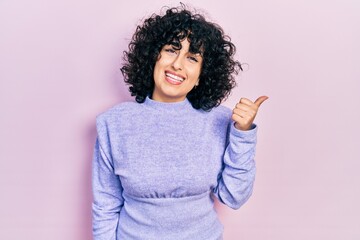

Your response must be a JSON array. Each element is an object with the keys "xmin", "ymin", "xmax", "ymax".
[{"xmin": 143, "ymin": 96, "xmax": 192, "ymax": 112}]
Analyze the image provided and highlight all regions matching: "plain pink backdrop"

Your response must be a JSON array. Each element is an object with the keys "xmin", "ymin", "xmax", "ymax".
[{"xmin": 1, "ymin": 0, "xmax": 359, "ymax": 239}]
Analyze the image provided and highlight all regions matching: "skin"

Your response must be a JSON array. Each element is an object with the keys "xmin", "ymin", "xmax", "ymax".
[
  {"xmin": 152, "ymin": 39, "xmax": 202, "ymax": 103},
  {"xmin": 152, "ymin": 38, "xmax": 268, "ymax": 131},
  {"xmin": 232, "ymin": 96, "xmax": 269, "ymax": 131}
]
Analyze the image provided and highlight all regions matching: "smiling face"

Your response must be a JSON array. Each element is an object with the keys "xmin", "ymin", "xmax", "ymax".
[{"xmin": 152, "ymin": 39, "xmax": 203, "ymax": 102}]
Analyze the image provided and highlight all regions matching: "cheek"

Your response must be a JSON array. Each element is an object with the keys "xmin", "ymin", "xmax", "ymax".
[
  {"xmin": 153, "ymin": 61, "xmax": 162, "ymax": 79},
  {"xmin": 154, "ymin": 57, "xmax": 169, "ymax": 74},
  {"xmin": 189, "ymin": 65, "xmax": 202, "ymax": 80}
]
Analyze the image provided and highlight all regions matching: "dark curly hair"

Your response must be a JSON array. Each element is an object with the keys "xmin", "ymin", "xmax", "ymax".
[{"xmin": 121, "ymin": 5, "xmax": 242, "ymax": 111}]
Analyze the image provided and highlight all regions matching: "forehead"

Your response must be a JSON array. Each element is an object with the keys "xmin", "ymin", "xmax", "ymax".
[{"xmin": 166, "ymin": 38, "xmax": 203, "ymax": 55}]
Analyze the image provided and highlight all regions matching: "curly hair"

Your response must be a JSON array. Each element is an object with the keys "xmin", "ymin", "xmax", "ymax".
[{"xmin": 121, "ymin": 6, "xmax": 242, "ymax": 111}]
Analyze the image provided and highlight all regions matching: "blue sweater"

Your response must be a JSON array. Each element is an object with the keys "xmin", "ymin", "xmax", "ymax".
[{"xmin": 92, "ymin": 96, "xmax": 257, "ymax": 240}]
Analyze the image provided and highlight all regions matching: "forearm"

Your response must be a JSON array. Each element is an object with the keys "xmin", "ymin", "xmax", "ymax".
[
  {"xmin": 92, "ymin": 137, "xmax": 124, "ymax": 239},
  {"xmin": 214, "ymin": 122, "xmax": 257, "ymax": 209}
]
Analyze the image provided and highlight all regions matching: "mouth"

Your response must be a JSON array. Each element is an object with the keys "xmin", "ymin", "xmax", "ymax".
[{"xmin": 165, "ymin": 71, "xmax": 185, "ymax": 85}]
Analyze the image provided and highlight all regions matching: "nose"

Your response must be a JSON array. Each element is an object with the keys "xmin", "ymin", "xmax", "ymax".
[{"xmin": 171, "ymin": 55, "xmax": 183, "ymax": 71}]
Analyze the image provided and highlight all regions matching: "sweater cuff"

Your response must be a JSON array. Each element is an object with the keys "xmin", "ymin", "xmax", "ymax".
[{"xmin": 230, "ymin": 122, "xmax": 257, "ymax": 140}]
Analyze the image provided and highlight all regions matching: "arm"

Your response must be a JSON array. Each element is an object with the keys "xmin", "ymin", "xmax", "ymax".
[
  {"xmin": 213, "ymin": 122, "xmax": 257, "ymax": 209},
  {"xmin": 92, "ymin": 119, "xmax": 124, "ymax": 239},
  {"xmin": 213, "ymin": 95, "xmax": 268, "ymax": 209}
]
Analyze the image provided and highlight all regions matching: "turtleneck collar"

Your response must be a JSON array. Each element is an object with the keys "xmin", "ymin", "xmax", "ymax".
[{"xmin": 143, "ymin": 95, "xmax": 192, "ymax": 112}]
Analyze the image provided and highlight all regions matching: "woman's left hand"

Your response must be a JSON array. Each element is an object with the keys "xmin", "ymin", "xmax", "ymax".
[{"xmin": 232, "ymin": 96, "xmax": 269, "ymax": 131}]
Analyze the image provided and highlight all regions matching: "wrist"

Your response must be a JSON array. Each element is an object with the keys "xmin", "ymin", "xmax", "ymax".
[{"xmin": 234, "ymin": 122, "xmax": 252, "ymax": 131}]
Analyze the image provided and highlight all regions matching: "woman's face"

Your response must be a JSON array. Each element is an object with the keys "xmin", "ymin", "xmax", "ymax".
[{"xmin": 152, "ymin": 39, "xmax": 203, "ymax": 102}]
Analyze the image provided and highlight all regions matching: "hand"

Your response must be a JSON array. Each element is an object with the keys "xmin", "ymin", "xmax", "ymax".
[{"xmin": 232, "ymin": 96, "xmax": 269, "ymax": 131}]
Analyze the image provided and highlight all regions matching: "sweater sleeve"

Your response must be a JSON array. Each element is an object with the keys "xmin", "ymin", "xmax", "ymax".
[
  {"xmin": 213, "ymin": 121, "xmax": 257, "ymax": 210},
  {"xmin": 92, "ymin": 118, "xmax": 124, "ymax": 239}
]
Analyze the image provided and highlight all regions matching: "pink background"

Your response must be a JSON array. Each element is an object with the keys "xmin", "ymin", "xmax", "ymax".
[{"xmin": 1, "ymin": 0, "xmax": 359, "ymax": 239}]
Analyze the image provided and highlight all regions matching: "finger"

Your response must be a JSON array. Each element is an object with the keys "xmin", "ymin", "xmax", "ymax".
[
  {"xmin": 233, "ymin": 108, "xmax": 246, "ymax": 118},
  {"xmin": 235, "ymin": 103, "xmax": 253, "ymax": 112},
  {"xmin": 233, "ymin": 107, "xmax": 255, "ymax": 118},
  {"xmin": 232, "ymin": 113, "xmax": 245, "ymax": 123},
  {"xmin": 232, "ymin": 114, "xmax": 252, "ymax": 131},
  {"xmin": 254, "ymin": 96, "xmax": 269, "ymax": 107},
  {"xmin": 233, "ymin": 109, "xmax": 254, "ymax": 122},
  {"xmin": 239, "ymin": 98, "xmax": 254, "ymax": 106}
]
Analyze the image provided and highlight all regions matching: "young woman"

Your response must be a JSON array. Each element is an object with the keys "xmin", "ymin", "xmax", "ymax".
[{"xmin": 92, "ymin": 6, "xmax": 268, "ymax": 240}]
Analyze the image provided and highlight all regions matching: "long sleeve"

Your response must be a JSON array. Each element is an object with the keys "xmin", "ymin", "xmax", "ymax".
[
  {"xmin": 213, "ymin": 122, "xmax": 257, "ymax": 210},
  {"xmin": 92, "ymin": 131, "xmax": 124, "ymax": 239}
]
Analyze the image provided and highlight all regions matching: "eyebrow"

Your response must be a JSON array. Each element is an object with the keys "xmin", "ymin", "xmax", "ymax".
[
  {"xmin": 165, "ymin": 43, "xmax": 203, "ymax": 57},
  {"xmin": 169, "ymin": 41, "xmax": 181, "ymax": 49},
  {"xmin": 163, "ymin": 38, "xmax": 204, "ymax": 57}
]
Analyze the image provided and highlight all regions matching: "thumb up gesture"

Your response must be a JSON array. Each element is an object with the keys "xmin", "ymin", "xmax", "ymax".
[{"xmin": 232, "ymin": 96, "xmax": 269, "ymax": 131}]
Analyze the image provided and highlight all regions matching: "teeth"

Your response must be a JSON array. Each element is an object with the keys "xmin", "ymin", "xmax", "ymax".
[{"xmin": 166, "ymin": 72, "xmax": 184, "ymax": 82}]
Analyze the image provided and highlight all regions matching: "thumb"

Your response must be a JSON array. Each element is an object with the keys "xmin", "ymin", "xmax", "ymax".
[{"xmin": 254, "ymin": 96, "xmax": 269, "ymax": 108}]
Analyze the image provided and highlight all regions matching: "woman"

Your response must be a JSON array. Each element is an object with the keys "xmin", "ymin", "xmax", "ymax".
[{"xmin": 92, "ymin": 6, "xmax": 268, "ymax": 240}]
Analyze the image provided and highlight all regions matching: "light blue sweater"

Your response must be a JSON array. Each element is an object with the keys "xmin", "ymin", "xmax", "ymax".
[{"xmin": 92, "ymin": 96, "xmax": 257, "ymax": 240}]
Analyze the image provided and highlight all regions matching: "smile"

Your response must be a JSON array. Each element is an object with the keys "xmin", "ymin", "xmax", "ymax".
[{"xmin": 165, "ymin": 71, "xmax": 185, "ymax": 83}]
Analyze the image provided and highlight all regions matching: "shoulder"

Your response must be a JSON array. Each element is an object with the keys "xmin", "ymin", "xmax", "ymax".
[
  {"xmin": 211, "ymin": 104, "xmax": 232, "ymax": 116},
  {"xmin": 96, "ymin": 100, "xmax": 141, "ymax": 127},
  {"xmin": 195, "ymin": 104, "xmax": 232, "ymax": 129},
  {"xmin": 203, "ymin": 104, "xmax": 232, "ymax": 120}
]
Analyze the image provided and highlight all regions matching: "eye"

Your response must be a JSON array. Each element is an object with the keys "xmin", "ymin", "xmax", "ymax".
[
  {"xmin": 164, "ymin": 48, "xmax": 177, "ymax": 54},
  {"xmin": 188, "ymin": 56, "xmax": 198, "ymax": 62},
  {"xmin": 189, "ymin": 57, "xmax": 198, "ymax": 62}
]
